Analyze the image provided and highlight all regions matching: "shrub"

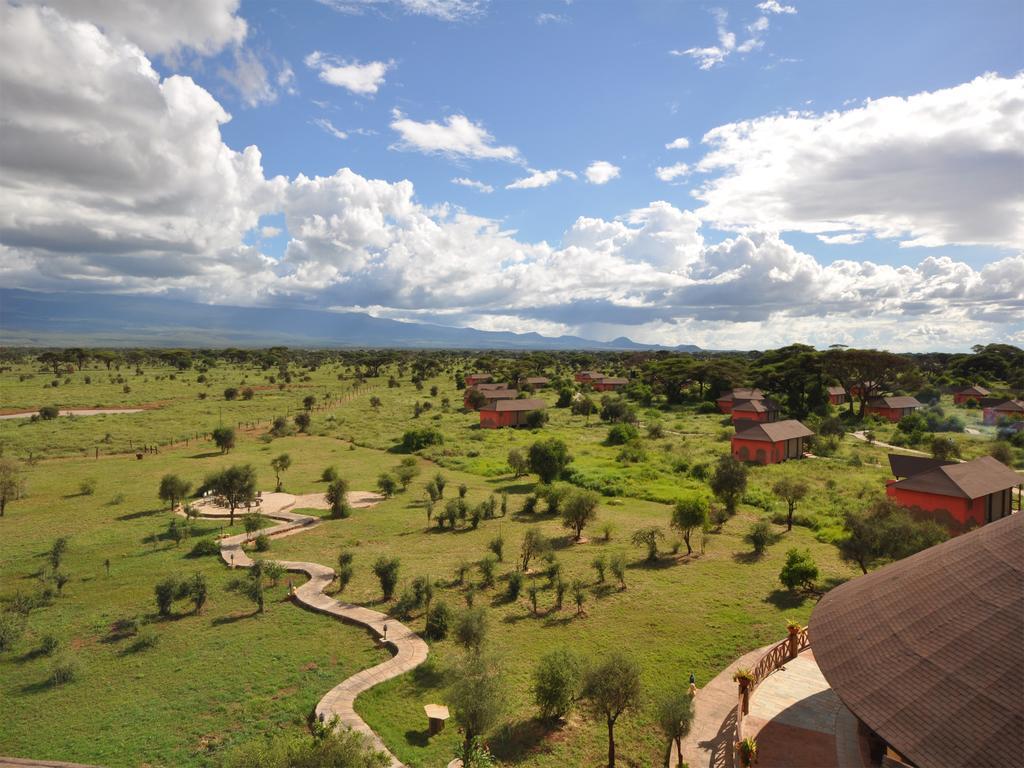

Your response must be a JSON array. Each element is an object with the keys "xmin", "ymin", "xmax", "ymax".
[
  {"xmin": 525, "ymin": 409, "xmax": 548, "ymax": 429},
  {"xmin": 779, "ymin": 548, "xmax": 819, "ymax": 592},
  {"xmin": 79, "ymin": 478, "xmax": 97, "ymax": 496},
  {"xmin": 224, "ymin": 387, "xmax": 239, "ymax": 401},
  {"xmin": 746, "ymin": 520, "xmax": 775, "ymax": 555},
  {"xmin": 533, "ymin": 647, "xmax": 583, "ymax": 721},
  {"xmin": 401, "ymin": 428, "xmax": 444, "ymax": 451},
  {"xmin": 506, "ymin": 571, "xmax": 524, "ymax": 601},
  {"xmin": 126, "ymin": 631, "xmax": 160, "ymax": 653},
  {"xmin": 488, "ymin": 535, "xmax": 505, "ymax": 562},
  {"xmin": 188, "ymin": 539, "xmax": 221, "ymax": 558},
  {"xmin": 424, "ymin": 600, "xmax": 452, "ymax": 640},
  {"xmin": 254, "ymin": 534, "xmax": 270, "ymax": 552},
  {"xmin": 38, "ymin": 633, "xmax": 60, "ymax": 656},
  {"xmin": 322, "ymin": 466, "xmax": 339, "ymax": 482},
  {"xmin": 0, "ymin": 611, "xmax": 26, "ymax": 651},
  {"xmin": 454, "ymin": 606, "xmax": 489, "ymax": 653},
  {"xmin": 48, "ymin": 659, "xmax": 78, "ymax": 686},
  {"xmin": 372, "ymin": 557, "xmax": 400, "ymax": 600},
  {"xmin": 376, "ymin": 473, "xmax": 399, "ymax": 498},
  {"xmin": 38, "ymin": 405, "xmax": 60, "ymax": 419},
  {"xmin": 528, "ymin": 439, "xmax": 572, "ymax": 483},
  {"xmin": 605, "ymin": 423, "xmax": 639, "ymax": 446},
  {"xmin": 616, "ymin": 441, "xmax": 646, "ymax": 463},
  {"xmin": 478, "ymin": 555, "xmax": 497, "ymax": 588},
  {"xmin": 154, "ymin": 576, "xmax": 179, "ymax": 617}
]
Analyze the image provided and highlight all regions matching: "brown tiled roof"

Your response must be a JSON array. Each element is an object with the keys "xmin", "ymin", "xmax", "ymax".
[
  {"xmin": 474, "ymin": 382, "xmax": 509, "ymax": 391},
  {"xmin": 992, "ymin": 399, "xmax": 1024, "ymax": 413},
  {"xmin": 891, "ymin": 455, "xmax": 1022, "ymax": 499},
  {"xmin": 733, "ymin": 419, "xmax": 813, "ymax": 442},
  {"xmin": 597, "ymin": 376, "xmax": 629, "ymax": 385},
  {"xmin": 524, "ymin": 377, "xmax": 550, "ymax": 385},
  {"xmin": 481, "ymin": 389, "xmax": 518, "ymax": 400},
  {"xmin": 732, "ymin": 398, "xmax": 781, "ymax": 413},
  {"xmin": 866, "ymin": 396, "xmax": 923, "ymax": 409},
  {"xmin": 826, "ymin": 386, "xmax": 846, "ymax": 396},
  {"xmin": 955, "ymin": 384, "xmax": 991, "ymax": 397},
  {"xmin": 887, "ymin": 454, "xmax": 956, "ymax": 479},
  {"xmin": 481, "ymin": 398, "xmax": 547, "ymax": 412},
  {"xmin": 578, "ymin": 370, "xmax": 603, "ymax": 378},
  {"xmin": 717, "ymin": 388, "xmax": 765, "ymax": 402},
  {"xmin": 810, "ymin": 514, "xmax": 1024, "ymax": 768}
]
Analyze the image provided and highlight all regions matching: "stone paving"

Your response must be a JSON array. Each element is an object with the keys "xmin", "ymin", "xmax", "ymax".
[{"xmin": 192, "ymin": 490, "xmax": 428, "ymax": 768}]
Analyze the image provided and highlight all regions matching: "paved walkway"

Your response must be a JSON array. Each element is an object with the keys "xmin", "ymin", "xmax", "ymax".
[
  {"xmin": 672, "ymin": 645, "xmax": 772, "ymax": 768},
  {"xmin": 192, "ymin": 490, "xmax": 427, "ymax": 768}
]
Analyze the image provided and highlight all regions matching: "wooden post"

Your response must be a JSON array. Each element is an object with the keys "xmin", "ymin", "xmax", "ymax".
[{"xmin": 788, "ymin": 626, "xmax": 801, "ymax": 660}]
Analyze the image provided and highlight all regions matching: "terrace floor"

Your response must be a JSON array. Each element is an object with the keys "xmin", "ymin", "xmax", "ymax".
[{"xmin": 744, "ymin": 649, "xmax": 870, "ymax": 768}]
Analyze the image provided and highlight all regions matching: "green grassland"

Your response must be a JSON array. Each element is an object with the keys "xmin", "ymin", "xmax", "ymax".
[{"xmin": 0, "ymin": 358, "xmax": 1016, "ymax": 767}]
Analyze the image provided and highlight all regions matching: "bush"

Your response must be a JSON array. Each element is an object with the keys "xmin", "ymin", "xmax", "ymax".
[
  {"xmin": 697, "ymin": 401, "xmax": 719, "ymax": 414},
  {"xmin": 224, "ymin": 387, "xmax": 239, "ymax": 401},
  {"xmin": 779, "ymin": 548, "xmax": 819, "ymax": 592},
  {"xmin": 155, "ymin": 577, "xmax": 179, "ymax": 617},
  {"xmin": 0, "ymin": 611, "xmax": 26, "ymax": 651},
  {"xmin": 616, "ymin": 441, "xmax": 646, "ymax": 463},
  {"xmin": 454, "ymin": 606, "xmax": 489, "ymax": 653},
  {"xmin": 746, "ymin": 520, "xmax": 775, "ymax": 555},
  {"xmin": 254, "ymin": 534, "xmax": 271, "ymax": 552},
  {"xmin": 506, "ymin": 571, "xmax": 524, "ymax": 601},
  {"xmin": 38, "ymin": 633, "xmax": 60, "ymax": 656},
  {"xmin": 38, "ymin": 405, "xmax": 60, "ymax": 420},
  {"xmin": 126, "ymin": 630, "xmax": 160, "ymax": 653},
  {"xmin": 533, "ymin": 647, "xmax": 583, "ymax": 721},
  {"xmin": 424, "ymin": 600, "xmax": 452, "ymax": 640},
  {"xmin": 401, "ymin": 428, "xmax": 444, "ymax": 451},
  {"xmin": 525, "ymin": 409, "xmax": 548, "ymax": 429},
  {"xmin": 187, "ymin": 539, "xmax": 221, "ymax": 558},
  {"xmin": 79, "ymin": 478, "xmax": 97, "ymax": 496},
  {"xmin": 322, "ymin": 466, "xmax": 339, "ymax": 482},
  {"xmin": 49, "ymin": 658, "xmax": 78, "ymax": 686},
  {"xmin": 605, "ymin": 423, "xmax": 639, "ymax": 445},
  {"xmin": 372, "ymin": 557, "xmax": 400, "ymax": 600}
]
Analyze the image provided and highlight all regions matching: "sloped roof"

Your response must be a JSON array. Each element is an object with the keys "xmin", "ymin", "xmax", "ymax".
[
  {"xmin": 732, "ymin": 398, "xmax": 781, "ymax": 413},
  {"xmin": 991, "ymin": 399, "xmax": 1024, "ymax": 413},
  {"xmin": 717, "ymin": 388, "xmax": 765, "ymax": 402},
  {"xmin": 481, "ymin": 388, "xmax": 518, "ymax": 400},
  {"xmin": 481, "ymin": 398, "xmax": 547, "ymax": 412},
  {"xmin": 887, "ymin": 454, "xmax": 956, "ymax": 479},
  {"xmin": 891, "ymin": 455, "xmax": 1022, "ymax": 499},
  {"xmin": 473, "ymin": 382, "xmax": 508, "ymax": 391},
  {"xmin": 810, "ymin": 513, "xmax": 1024, "ymax": 768},
  {"xmin": 955, "ymin": 384, "xmax": 991, "ymax": 397},
  {"xmin": 597, "ymin": 376, "xmax": 629, "ymax": 385},
  {"xmin": 733, "ymin": 419, "xmax": 813, "ymax": 442},
  {"xmin": 524, "ymin": 376, "xmax": 550, "ymax": 384},
  {"xmin": 866, "ymin": 396, "xmax": 923, "ymax": 409},
  {"xmin": 826, "ymin": 386, "xmax": 846, "ymax": 396},
  {"xmin": 577, "ymin": 370, "xmax": 604, "ymax": 378}
]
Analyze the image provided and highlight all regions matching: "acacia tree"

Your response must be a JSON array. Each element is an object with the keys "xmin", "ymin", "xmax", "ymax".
[
  {"xmin": 158, "ymin": 474, "xmax": 191, "ymax": 510},
  {"xmin": 656, "ymin": 689, "xmax": 695, "ymax": 768},
  {"xmin": 507, "ymin": 448, "xmax": 529, "ymax": 478},
  {"xmin": 0, "ymin": 458, "xmax": 25, "ymax": 517},
  {"xmin": 582, "ymin": 652, "xmax": 643, "ymax": 768},
  {"xmin": 326, "ymin": 478, "xmax": 350, "ymax": 518},
  {"xmin": 528, "ymin": 438, "xmax": 572, "ymax": 484},
  {"xmin": 520, "ymin": 527, "xmax": 548, "ymax": 571},
  {"xmin": 838, "ymin": 498, "xmax": 947, "ymax": 574},
  {"xmin": 561, "ymin": 488, "xmax": 600, "ymax": 541},
  {"xmin": 671, "ymin": 494, "xmax": 709, "ymax": 555},
  {"xmin": 709, "ymin": 455, "xmax": 747, "ymax": 516},
  {"xmin": 270, "ymin": 453, "xmax": 291, "ymax": 492},
  {"xmin": 631, "ymin": 526, "xmax": 665, "ymax": 562},
  {"xmin": 208, "ymin": 464, "xmax": 257, "ymax": 525},
  {"xmin": 772, "ymin": 478, "xmax": 809, "ymax": 532},
  {"xmin": 212, "ymin": 427, "xmax": 236, "ymax": 454}
]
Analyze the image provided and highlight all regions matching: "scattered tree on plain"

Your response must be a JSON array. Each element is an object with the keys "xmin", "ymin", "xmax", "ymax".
[{"xmin": 582, "ymin": 652, "xmax": 643, "ymax": 768}]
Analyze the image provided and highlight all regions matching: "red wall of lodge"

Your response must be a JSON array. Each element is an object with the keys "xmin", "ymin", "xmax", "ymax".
[
  {"xmin": 984, "ymin": 408, "xmax": 1024, "ymax": 425},
  {"xmin": 865, "ymin": 406, "xmax": 904, "ymax": 422},
  {"xmin": 885, "ymin": 484, "xmax": 980, "ymax": 527},
  {"xmin": 480, "ymin": 410, "xmax": 516, "ymax": 429},
  {"xmin": 732, "ymin": 410, "xmax": 769, "ymax": 424},
  {"xmin": 953, "ymin": 394, "xmax": 975, "ymax": 405},
  {"xmin": 731, "ymin": 437, "xmax": 783, "ymax": 465},
  {"xmin": 828, "ymin": 394, "xmax": 846, "ymax": 405},
  {"xmin": 593, "ymin": 382, "xmax": 624, "ymax": 392},
  {"xmin": 718, "ymin": 400, "xmax": 734, "ymax": 413}
]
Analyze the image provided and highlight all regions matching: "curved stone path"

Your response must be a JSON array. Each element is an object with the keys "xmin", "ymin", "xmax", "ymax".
[{"xmin": 190, "ymin": 491, "xmax": 429, "ymax": 768}]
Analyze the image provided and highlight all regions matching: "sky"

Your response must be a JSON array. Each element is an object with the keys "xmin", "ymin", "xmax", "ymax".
[{"xmin": 0, "ymin": 0, "xmax": 1022, "ymax": 351}]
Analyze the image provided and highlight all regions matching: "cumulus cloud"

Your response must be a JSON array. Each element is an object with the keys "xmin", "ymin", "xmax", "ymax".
[
  {"xmin": 584, "ymin": 161, "xmax": 621, "ymax": 185},
  {"xmin": 390, "ymin": 111, "xmax": 520, "ymax": 161},
  {"xmin": 695, "ymin": 73, "xmax": 1024, "ymax": 248},
  {"xmin": 452, "ymin": 177, "xmax": 494, "ymax": 193},
  {"xmin": 506, "ymin": 169, "xmax": 576, "ymax": 189},
  {"xmin": 757, "ymin": 1, "xmax": 796, "ymax": 14},
  {"xmin": 19, "ymin": 0, "xmax": 247, "ymax": 57},
  {"xmin": 305, "ymin": 52, "xmax": 393, "ymax": 95},
  {"xmin": 317, "ymin": 0, "xmax": 484, "ymax": 22},
  {"xmin": 656, "ymin": 162, "xmax": 691, "ymax": 182},
  {"xmin": 536, "ymin": 12, "xmax": 566, "ymax": 24},
  {"xmin": 665, "ymin": 137, "xmax": 690, "ymax": 150}
]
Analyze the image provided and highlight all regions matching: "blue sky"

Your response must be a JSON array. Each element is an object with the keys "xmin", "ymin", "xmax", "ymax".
[{"xmin": 1, "ymin": 0, "xmax": 1022, "ymax": 350}]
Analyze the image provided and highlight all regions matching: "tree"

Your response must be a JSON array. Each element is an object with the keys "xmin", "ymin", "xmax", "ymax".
[
  {"xmin": 582, "ymin": 652, "xmax": 643, "ymax": 768},
  {"xmin": 507, "ymin": 448, "xmax": 529, "ymax": 478},
  {"xmin": 212, "ymin": 426, "xmax": 236, "ymax": 454},
  {"xmin": 709, "ymin": 455, "xmax": 748, "ymax": 515},
  {"xmin": 448, "ymin": 653, "xmax": 505, "ymax": 760},
  {"xmin": 631, "ymin": 526, "xmax": 665, "ymax": 562},
  {"xmin": 838, "ymin": 498, "xmax": 948, "ymax": 574},
  {"xmin": 930, "ymin": 436, "xmax": 961, "ymax": 461},
  {"xmin": 208, "ymin": 464, "xmax": 257, "ymax": 525},
  {"xmin": 746, "ymin": 520, "xmax": 774, "ymax": 555},
  {"xmin": 155, "ymin": 576, "xmax": 179, "ymax": 617},
  {"xmin": 294, "ymin": 412, "xmax": 311, "ymax": 432},
  {"xmin": 772, "ymin": 478, "xmax": 809, "ymax": 532},
  {"xmin": 188, "ymin": 572, "xmax": 208, "ymax": 614},
  {"xmin": 610, "ymin": 553, "xmax": 626, "ymax": 589},
  {"xmin": 528, "ymin": 438, "xmax": 572, "ymax": 483},
  {"xmin": 371, "ymin": 557, "xmax": 400, "ymax": 600},
  {"xmin": 230, "ymin": 560, "xmax": 267, "ymax": 613},
  {"xmin": 376, "ymin": 473, "xmax": 398, "ymax": 498},
  {"xmin": 326, "ymin": 478, "xmax": 350, "ymax": 519},
  {"xmin": 303, "ymin": 395, "xmax": 316, "ymax": 411},
  {"xmin": 454, "ymin": 606, "xmax": 489, "ymax": 653},
  {"xmin": 158, "ymin": 474, "xmax": 192, "ymax": 510},
  {"xmin": 561, "ymin": 488, "xmax": 600, "ymax": 540},
  {"xmin": 49, "ymin": 537, "xmax": 68, "ymax": 570},
  {"xmin": 779, "ymin": 548, "xmax": 819, "ymax": 592},
  {"xmin": 0, "ymin": 458, "xmax": 25, "ymax": 517},
  {"xmin": 224, "ymin": 387, "xmax": 239, "ymax": 401},
  {"xmin": 656, "ymin": 690, "xmax": 695, "ymax": 768},
  {"xmin": 395, "ymin": 458, "xmax": 419, "ymax": 490},
  {"xmin": 520, "ymin": 527, "xmax": 548, "ymax": 572},
  {"xmin": 671, "ymin": 494, "xmax": 709, "ymax": 555},
  {"xmin": 533, "ymin": 647, "xmax": 583, "ymax": 722},
  {"xmin": 270, "ymin": 453, "xmax": 291, "ymax": 492}
]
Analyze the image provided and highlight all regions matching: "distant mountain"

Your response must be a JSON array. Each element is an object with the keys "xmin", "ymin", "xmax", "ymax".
[{"xmin": 0, "ymin": 289, "xmax": 701, "ymax": 352}]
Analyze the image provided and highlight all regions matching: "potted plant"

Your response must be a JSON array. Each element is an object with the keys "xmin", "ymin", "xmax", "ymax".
[
  {"xmin": 732, "ymin": 668, "xmax": 755, "ymax": 690},
  {"xmin": 736, "ymin": 736, "xmax": 758, "ymax": 767}
]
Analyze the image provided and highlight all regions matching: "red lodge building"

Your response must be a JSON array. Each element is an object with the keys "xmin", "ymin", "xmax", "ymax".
[
  {"xmin": 464, "ymin": 373, "xmax": 492, "ymax": 387},
  {"xmin": 730, "ymin": 398, "xmax": 781, "ymax": 423},
  {"xmin": 826, "ymin": 386, "xmax": 847, "ymax": 405},
  {"xmin": 953, "ymin": 384, "xmax": 990, "ymax": 405},
  {"xmin": 864, "ymin": 395, "xmax": 923, "ymax": 422},
  {"xmin": 983, "ymin": 399, "xmax": 1024, "ymax": 425},
  {"xmin": 885, "ymin": 454, "xmax": 1021, "ymax": 531},
  {"xmin": 592, "ymin": 376, "xmax": 628, "ymax": 392},
  {"xmin": 479, "ymin": 399, "xmax": 547, "ymax": 429},
  {"xmin": 731, "ymin": 419, "xmax": 813, "ymax": 465},
  {"xmin": 716, "ymin": 388, "xmax": 765, "ymax": 414}
]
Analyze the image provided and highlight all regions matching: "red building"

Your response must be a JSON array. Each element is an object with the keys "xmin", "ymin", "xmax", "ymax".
[
  {"xmin": 592, "ymin": 376, "xmax": 628, "ymax": 392},
  {"xmin": 865, "ymin": 395, "xmax": 923, "ymax": 422},
  {"xmin": 983, "ymin": 399, "xmax": 1024, "ymax": 425},
  {"xmin": 826, "ymin": 386, "xmax": 847, "ymax": 405},
  {"xmin": 716, "ymin": 388, "xmax": 765, "ymax": 414},
  {"xmin": 731, "ymin": 398, "xmax": 781, "ymax": 423},
  {"xmin": 953, "ymin": 384, "xmax": 991, "ymax": 405},
  {"xmin": 465, "ymin": 373, "xmax": 492, "ymax": 387},
  {"xmin": 479, "ymin": 399, "xmax": 547, "ymax": 429},
  {"xmin": 885, "ymin": 454, "xmax": 1021, "ymax": 532},
  {"xmin": 463, "ymin": 386, "xmax": 516, "ymax": 410},
  {"xmin": 575, "ymin": 370, "xmax": 604, "ymax": 383},
  {"xmin": 731, "ymin": 420, "xmax": 813, "ymax": 465},
  {"xmin": 523, "ymin": 376, "xmax": 551, "ymax": 388},
  {"xmin": 849, "ymin": 381, "xmax": 877, "ymax": 399}
]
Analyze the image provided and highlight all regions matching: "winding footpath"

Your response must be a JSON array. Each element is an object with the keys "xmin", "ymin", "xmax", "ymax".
[{"xmin": 191, "ymin": 491, "xmax": 429, "ymax": 768}]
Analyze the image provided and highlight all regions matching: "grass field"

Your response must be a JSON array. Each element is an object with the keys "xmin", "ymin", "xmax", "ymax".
[{"xmin": 0, "ymin": 358, "xmax": 1017, "ymax": 767}]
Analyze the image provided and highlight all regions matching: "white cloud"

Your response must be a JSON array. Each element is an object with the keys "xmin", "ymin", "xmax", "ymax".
[
  {"xmin": 316, "ymin": 0, "xmax": 484, "ymax": 21},
  {"xmin": 695, "ymin": 73, "xmax": 1024, "ymax": 248},
  {"xmin": 536, "ymin": 12, "xmax": 566, "ymax": 24},
  {"xmin": 757, "ymin": 1, "xmax": 797, "ymax": 14},
  {"xmin": 452, "ymin": 177, "xmax": 495, "ymax": 193},
  {"xmin": 219, "ymin": 47, "xmax": 277, "ymax": 107},
  {"xmin": 390, "ymin": 111, "xmax": 521, "ymax": 161},
  {"xmin": 506, "ymin": 169, "xmax": 575, "ymax": 189},
  {"xmin": 261, "ymin": 226, "xmax": 282, "ymax": 238},
  {"xmin": 665, "ymin": 137, "xmax": 690, "ymax": 150},
  {"xmin": 656, "ymin": 162, "xmax": 691, "ymax": 182},
  {"xmin": 584, "ymin": 161, "xmax": 621, "ymax": 185},
  {"xmin": 304, "ymin": 52, "xmax": 393, "ymax": 95},
  {"xmin": 817, "ymin": 233, "xmax": 865, "ymax": 245},
  {"xmin": 312, "ymin": 118, "xmax": 348, "ymax": 140},
  {"xmin": 673, "ymin": 8, "xmax": 774, "ymax": 68},
  {"xmin": 19, "ymin": 0, "xmax": 247, "ymax": 57}
]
